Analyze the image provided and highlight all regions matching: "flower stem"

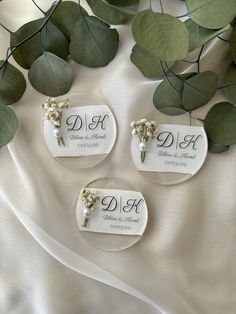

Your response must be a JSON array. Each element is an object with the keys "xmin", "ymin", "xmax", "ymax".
[{"xmin": 0, "ymin": 0, "xmax": 62, "ymax": 70}]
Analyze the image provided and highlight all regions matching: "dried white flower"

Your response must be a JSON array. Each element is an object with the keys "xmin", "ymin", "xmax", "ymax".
[
  {"xmin": 131, "ymin": 118, "xmax": 158, "ymax": 163},
  {"xmin": 79, "ymin": 188, "xmax": 100, "ymax": 228}
]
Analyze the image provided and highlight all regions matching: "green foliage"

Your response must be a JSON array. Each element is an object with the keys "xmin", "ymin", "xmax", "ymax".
[
  {"xmin": 130, "ymin": 45, "xmax": 174, "ymax": 78},
  {"xmin": 28, "ymin": 52, "xmax": 73, "ymax": 96},
  {"xmin": 0, "ymin": 105, "xmax": 18, "ymax": 149},
  {"xmin": 49, "ymin": 1, "xmax": 88, "ymax": 39},
  {"xmin": 0, "ymin": 0, "xmax": 235, "ymax": 152},
  {"xmin": 223, "ymin": 62, "xmax": 236, "ymax": 104},
  {"xmin": 10, "ymin": 18, "xmax": 69, "ymax": 69},
  {"xmin": 185, "ymin": 19, "xmax": 230, "ymax": 52},
  {"xmin": 0, "ymin": 61, "xmax": 26, "ymax": 105},
  {"xmin": 182, "ymin": 71, "xmax": 218, "ymax": 110},
  {"xmin": 153, "ymin": 71, "xmax": 218, "ymax": 114},
  {"xmin": 132, "ymin": 10, "xmax": 189, "ymax": 62},
  {"xmin": 70, "ymin": 15, "xmax": 119, "ymax": 67},
  {"xmin": 204, "ymin": 102, "xmax": 236, "ymax": 145},
  {"xmin": 153, "ymin": 73, "xmax": 196, "ymax": 115},
  {"xmin": 208, "ymin": 140, "xmax": 230, "ymax": 153},
  {"xmin": 86, "ymin": 0, "xmax": 139, "ymax": 25},
  {"xmin": 186, "ymin": 0, "xmax": 236, "ymax": 29}
]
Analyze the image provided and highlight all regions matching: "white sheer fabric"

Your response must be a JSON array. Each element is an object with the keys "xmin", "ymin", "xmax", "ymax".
[{"xmin": 1, "ymin": 1, "xmax": 236, "ymax": 313}]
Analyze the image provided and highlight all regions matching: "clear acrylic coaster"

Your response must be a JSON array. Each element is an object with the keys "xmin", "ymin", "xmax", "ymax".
[
  {"xmin": 42, "ymin": 93, "xmax": 117, "ymax": 168},
  {"xmin": 74, "ymin": 177, "xmax": 148, "ymax": 252},
  {"xmin": 130, "ymin": 110, "xmax": 208, "ymax": 185}
]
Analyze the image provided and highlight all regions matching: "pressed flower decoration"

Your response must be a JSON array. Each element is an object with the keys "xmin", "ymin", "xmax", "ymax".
[
  {"xmin": 79, "ymin": 188, "xmax": 100, "ymax": 228},
  {"xmin": 131, "ymin": 119, "xmax": 158, "ymax": 163},
  {"xmin": 41, "ymin": 97, "xmax": 70, "ymax": 146}
]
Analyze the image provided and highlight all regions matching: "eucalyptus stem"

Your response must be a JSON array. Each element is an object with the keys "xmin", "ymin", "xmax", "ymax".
[
  {"xmin": 163, "ymin": 62, "xmax": 204, "ymax": 97},
  {"xmin": 32, "ymin": 0, "xmax": 45, "ymax": 14},
  {"xmin": 149, "ymin": 0, "xmax": 152, "ymax": 10},
  {"xmin": 0, "ymin": 22, "xmax": 13, "ymax": 34},
  {"xmin": 160, "ymin": 60, "xmax": 181, "ymax": 96},
  {"xmin": 176, "ymin": 0, "xmax": 215, "ymax": 19},
  {"xmin": 197, "ymin": 45, "xmax": 204, "ymax": 73},
  {"xmin": 159, "ymin": 0, "xmax": 164, "ymax": 13},
  {"xmin": 0, "ymin": 0, "xmax": 62, "ymax": 70}
]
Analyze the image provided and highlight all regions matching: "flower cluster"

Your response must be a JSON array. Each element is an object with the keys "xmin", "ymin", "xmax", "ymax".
[
  {"xmin": 79, "ymin": 188, "xmax": 100, "ymax": 210},
  {"xmin": 41, "ymin": 97, "xmax": 70, "ymax": 128},
  {"xmin": 131, "ymin": 119, "xmax": 158, "ymax": 143}
]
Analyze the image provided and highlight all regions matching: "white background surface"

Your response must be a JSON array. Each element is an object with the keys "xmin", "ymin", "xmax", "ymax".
[{"xmin": 1, "ymin": 1, "xmax": 236, "ymax": 313}]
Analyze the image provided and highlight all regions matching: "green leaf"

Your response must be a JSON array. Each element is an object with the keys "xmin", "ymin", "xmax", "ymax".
[
  {"xmin": 208, "ymin": 139, "xmax": 230, "ymax": 153},
  {"xmin": 86, "ymin": 0, "xmax": 138, "ymax": 24},
  {"xmin": 186, "ymin": 0, "xmax": 236, "ymax": 29},
  {"xmin": 185, "ymin": 18, "xmax": 230, "ymax": 51},
  {"xmin": 49, "ymin": 1, "xmax": 88, "ymax": 39},
  {"xmin": 153, "ymin": 73, "xmax": 196, "ymax": 115},
  {"xmin": 223, "ymin": 62, "xmax": 236, "ymax": 103},
  {"xmin": 229, "ymin": 27, "xmax": 236, "ymax": 63},
  {"xmin": 132, "ymin": 10, "xmax": 189, "ymax": 62},
  {"xmin": 28, "ymin": 52, "xmax": 73, "ymax": 97},
  {"xmin": 10, "ymin": 18, "xmax": 69, "ymax": 69},
  {"xmin": 0, "ymin": 61, "xmax": 26, "ymax": 105},
  {"xmin": 130, "ymin": 45, "xmax": 174, "ymax": 78},
  {"xmin": 106, "ymin": 0, "xmax": 139, "ymax": 5},
  {"xmin": 0, "ymin": 105, "xmax": 18, "ymax": 149},
  {"xmin": 70, "ymin": 15, "xmax": 119, "ymax": 67},
  {"xmin": 183, "ymin": 71, "xmax": 218, "ymax": 111},
  {"xmin": 204, "ymin": 102, "xmax": 236, "ymax": 145}
]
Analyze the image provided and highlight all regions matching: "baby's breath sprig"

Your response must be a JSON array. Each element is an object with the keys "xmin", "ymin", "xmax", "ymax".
[
  {"xmin": 131, "ymin": 119, "xmax": 158, "ymax": 163},
  {"xmin": 41, "ymin": 97, "xmax": 70, "ymax": 146},
  {"xmin": 79, "ymin": 188, "xmax": 100, "ymax": 228}
]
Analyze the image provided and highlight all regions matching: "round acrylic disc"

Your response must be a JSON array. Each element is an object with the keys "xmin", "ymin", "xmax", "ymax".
[
  {"xmin": 75, "ymin": 177, "xmax": 148, "ymax": 252},
  {"xmin": 130, "ymin": 110, "xmax": 208, "ymax": 185},
  {"xmin": 42, "ymin": 93, "xmax": 117, "ymax": 168}
]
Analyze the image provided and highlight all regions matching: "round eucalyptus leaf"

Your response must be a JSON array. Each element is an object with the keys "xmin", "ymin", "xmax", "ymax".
[
  {"xmin": 0, "ymin": 105, "xmax": 18, "ymax": 149},
  {"xmin": 0, "ymin": 61, "xmax": 26, "ymax": 105},
  {"xmin": 130, "ymin": 45, "xmax": 174, "ymax": 78},
  {"xmin": 229, "ymin": 27, "xmax": 236, "ymax": 63},
  {"xmin": 132, "ymin": 10, "xmax": 189, "ymax": 62},
  {"xmin": 10, "ymin": 18, "xmax": 69, "ymax": 69},
  {"xmin": 70, "ymin": 15, "xmax": 119, "ymax": 67},
  {"xmin": 208, "ymin": 139, "xmax": 230, "ymax": 153},
  {"xmin": 157, "ymin": 107, "xmax": 187, "ymax": 116},
  {"xmin": 153, "ymin": 73, "xmax": 196, "ymax": 115},
  {"xmin": 186, "ymin": 0, "xmax": 236, "ymax": 29},
  {"xmin": 86, "ymin": 0, "xmax": 138, "ymax": 24},
  {"xmin": 223, "ymin": 62, "xmax": 236, "ymax": 103},
  {"xmin": 183, "ymin": 71, "xmax": 218, "ymax": 111},
  {"xmin": 185, "ymin": 18, "xmax": 230, "ymax": 51},
  {"xmin": 49, "ymin": 1, "xmax": 88, "ymax": 39},
  {"xmin": 204, "ymin": 102, "xmax": 236, "ymax": 145},
  {"xmin": 28, "ymin": 52, "xmax": 73, "ymax": 97}
]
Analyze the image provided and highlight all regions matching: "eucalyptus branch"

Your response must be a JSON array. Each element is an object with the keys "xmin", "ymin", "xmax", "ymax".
[
  {"xmin": 0, "ymin": 0, "xmax": 62, "ymax": 70},
  {"xmin": 149, "ymin": 0, "xmax": 152, "ymax": 10},
  {"xmin": 163, "ymin": 61, "xmax": 205, "ymax": 95},
  {"xmin": 197, "ymin": 45, "xmax": 204, "ymax": 73},
  {"xmin": 217, "ymin": 35, "xmax": 229, "ymax": 43},
  {"xmin": 176, "ymin": 0, "xmax": 215, "ymax": 19},
  {"xmin": 217, "ymin": 36, "xmax": 236, "ymax": 44},
  {"xmin": 32, "ymin": 0, "xmax": 45, "ymax": 14},
  {"xmin": 182, "ymin": 59, "xmax": 197, "ymax": 64},
  {"xmin": 182, "ymin": 44, "xmax": 205, "ymax": 72},
  {"xmin": 159, "ymin": 0, "xmax": 164, "ymax": 13},
  {"xmin": 0, "ymin": 22, "xmax": 13, "ymax": 34},
  {"xmin": 160, "ymin": 61, "xmax": 182, "ymax": 96}
]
